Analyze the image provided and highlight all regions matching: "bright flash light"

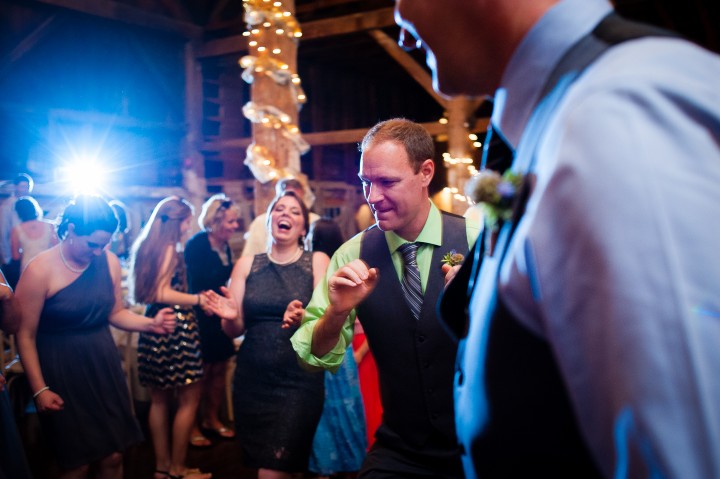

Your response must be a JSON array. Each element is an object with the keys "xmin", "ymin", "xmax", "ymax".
[{"xmin": 58, "ymin": 158, "xmax": 108, "ymax": 195}]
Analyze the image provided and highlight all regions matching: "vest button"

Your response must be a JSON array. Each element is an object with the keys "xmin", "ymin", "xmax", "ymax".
[{"xmin": 418, "ymin": 335, "xmax": 426, "ymax": 343}]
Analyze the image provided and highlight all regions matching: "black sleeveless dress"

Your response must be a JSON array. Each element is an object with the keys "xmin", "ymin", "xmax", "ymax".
[
  {"xmin": 36, "ymin": 252, "xmax": 143, "ymax": 470},
  {"xmin": 234, "ymin": 252, "xmax": 324, "ymax": 472}
]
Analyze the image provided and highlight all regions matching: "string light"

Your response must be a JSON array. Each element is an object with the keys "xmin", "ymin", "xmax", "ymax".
[{"xmin": 241, "ymin": 0, "xmax": 309, "ymax": 182}]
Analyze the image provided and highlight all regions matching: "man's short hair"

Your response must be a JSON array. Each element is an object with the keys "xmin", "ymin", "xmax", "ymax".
[{"xmin": 359, "ymin": 118, "xmax": 435, "ymax": 173}]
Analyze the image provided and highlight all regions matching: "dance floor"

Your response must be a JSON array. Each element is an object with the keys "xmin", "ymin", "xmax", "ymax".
[{"xmin": 17, "ymin": 397, "xmax": 256, "ymax": 479}]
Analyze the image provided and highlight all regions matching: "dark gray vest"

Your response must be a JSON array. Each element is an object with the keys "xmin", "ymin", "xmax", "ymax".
[{"xmin": 358, "ymin": 211, "xmax": 466, "ymax": 459}]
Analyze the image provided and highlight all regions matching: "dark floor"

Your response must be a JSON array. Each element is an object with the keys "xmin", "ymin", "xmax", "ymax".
[{"xmin": 17, "ymin": 397, "xmax": 255, "ymax": 479}]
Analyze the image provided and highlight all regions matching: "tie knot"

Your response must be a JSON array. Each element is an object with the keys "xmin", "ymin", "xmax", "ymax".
[{"xmin": 398, "ymin": 242, "xmax": 418, "ymax": 264}]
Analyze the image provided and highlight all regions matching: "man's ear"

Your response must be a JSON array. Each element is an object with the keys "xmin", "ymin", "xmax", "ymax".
[{"xmin": 419, "ymin": 159, "xmax": 435, "ymax": 186}]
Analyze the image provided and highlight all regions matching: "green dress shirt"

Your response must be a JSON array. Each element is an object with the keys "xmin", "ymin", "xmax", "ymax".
[{"xmin": 290, "ymin": 202, "xmax": 479, "ymax": 372}]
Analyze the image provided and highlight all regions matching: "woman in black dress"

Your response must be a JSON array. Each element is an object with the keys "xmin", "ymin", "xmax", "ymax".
[
  {"xmin": 184, "ymin": 194, "xmax": 239, "ymax": 445},
  {"xmin": 15, "ymin": 195, "xmax": 176, "ymax": 479},
  {"xmin": 206, "ymin": 191, "xmax": 329, "ymax": 479},
  {"xmin": 130, "ymin": 196, "xmax": 211, "ymax": 479}
]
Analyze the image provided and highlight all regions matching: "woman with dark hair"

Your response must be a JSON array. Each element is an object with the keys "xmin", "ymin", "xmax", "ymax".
[
  {"xmin": 184, "ymin": 194, "xmax": 240, "ymax": 447},
  {"xmin": 108, "ymin": 199, "xmax": 132, "ymax": 260},
  {"xmin": 205, "ymin": 191, "xmax": 329, "ymax": 479},
  {"xmin": 15, "ymin": 195, "xmax": 176, "ymax": 479},
  {"xmin": 129, "ymin": 196, "xmax": 211, "ymax": 479},
  {"xmin": 10, "ymin": 196, "xmax": 57, "ymax": 271}
]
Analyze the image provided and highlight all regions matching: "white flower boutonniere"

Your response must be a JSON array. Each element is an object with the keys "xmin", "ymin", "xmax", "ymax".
[{"xmin": 467, "ymin": 169, "xmax": 523, "ymax": 231}]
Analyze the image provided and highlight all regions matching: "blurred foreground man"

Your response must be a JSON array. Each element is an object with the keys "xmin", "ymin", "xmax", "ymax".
[{"xmin": 394, "ymin": 0, "xmax": 720, "ymax": 477}]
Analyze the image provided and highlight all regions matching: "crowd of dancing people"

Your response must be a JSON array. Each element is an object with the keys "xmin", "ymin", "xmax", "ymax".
[{"xmin": 0, "ymin": 175, "xmax": 381, "ymax": 479}]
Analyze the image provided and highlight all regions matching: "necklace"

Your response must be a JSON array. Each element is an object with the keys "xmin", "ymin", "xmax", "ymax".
[
  {"xmin": 267, "ymin": 247, "xmax": 303, "ymax": 266},
  {"xmin": 59, "ymin": 244, "xmax": 89, "ymax": 274}
]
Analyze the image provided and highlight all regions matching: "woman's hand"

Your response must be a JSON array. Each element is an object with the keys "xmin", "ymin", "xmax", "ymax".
[
  {"xmin": 149, "ymin": 307, "xmax": 176, "ymax": 334},
  {"xmin": 205, "ymin": 286, "xmax": 239, "ymax": 321},
  {"xmin": 35, "ymin": 388, "xmax": 64, "ymax": 413},
  {"xmin": 282, "ymin": 299, "xmax": 304, "ymax": 329},
  {"xmin": 198, "ymin": 291, "xmax": 216, "ymax": 316}
]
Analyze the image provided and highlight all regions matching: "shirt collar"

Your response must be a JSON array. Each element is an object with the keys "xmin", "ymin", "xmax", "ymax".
[
  {"xmin": 386, "ymin": 201, "xmax": 442, "ymax": 252},
  {"xmin": 493, "ymin": 0, "xmax": 613, "ymax": 148}
]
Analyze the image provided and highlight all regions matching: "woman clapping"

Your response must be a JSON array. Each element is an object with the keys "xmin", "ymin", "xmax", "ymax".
[{"xmin": 206, "ymin": 191, "xmax": 329, "ymax": 479}]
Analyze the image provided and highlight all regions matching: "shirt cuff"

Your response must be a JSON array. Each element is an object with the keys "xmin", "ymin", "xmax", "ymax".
[{"xmin": 290, "ymin": 320, "xmax": 348, "ymax": 373}]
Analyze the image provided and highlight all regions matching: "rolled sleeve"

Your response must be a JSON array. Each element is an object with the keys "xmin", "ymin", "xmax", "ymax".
[{"xmin": 290, "ymin": 234, "xmax": 361, "ymax": 373}]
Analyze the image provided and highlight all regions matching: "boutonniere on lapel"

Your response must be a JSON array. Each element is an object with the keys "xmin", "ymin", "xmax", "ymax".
[
  {"xmin": 466, "ymin": 168, "xmax": 524, "ymax": 255},
  {"xmin": 468, "ymin": 168, "xmax": 524, "ymax": 229},
  {"xmin": 441, "ymin": 249, "xmax": 465, "ymax": 267}
]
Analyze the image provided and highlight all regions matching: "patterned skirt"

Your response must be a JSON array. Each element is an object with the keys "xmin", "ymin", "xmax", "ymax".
[{"xmin": 137, "ymin": 305, "xmax": 204, "ymax": 389}]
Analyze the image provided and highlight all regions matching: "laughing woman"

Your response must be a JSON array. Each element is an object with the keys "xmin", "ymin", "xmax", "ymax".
[{"xmin": 205, "ymin": 191, "xmax": 329, "ymax": 479}]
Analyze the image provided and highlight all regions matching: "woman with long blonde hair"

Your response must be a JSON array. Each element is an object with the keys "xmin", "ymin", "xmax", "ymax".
[{"xmin": 129, "ymin": 196, "xmax": 211, "ymax": 479}]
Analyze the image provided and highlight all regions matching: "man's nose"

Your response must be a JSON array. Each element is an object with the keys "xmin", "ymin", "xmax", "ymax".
[
  {"xmin": 365, "ymin": 184, "xmax": 382, "ymax": 204},
  {"xmin": 398, "ymin": 27, "xmax": 421, "ymax": 52}
]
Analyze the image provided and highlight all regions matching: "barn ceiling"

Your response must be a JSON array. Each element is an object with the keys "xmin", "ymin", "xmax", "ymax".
[{"xmin": 0, "ymin": 0, "xmax": 717, "ymax": 186}]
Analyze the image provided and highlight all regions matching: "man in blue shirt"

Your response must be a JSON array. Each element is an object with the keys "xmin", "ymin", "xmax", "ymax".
[{"xmin": 395, "ymin": 0, "xmax": 720, "ymax": 477}]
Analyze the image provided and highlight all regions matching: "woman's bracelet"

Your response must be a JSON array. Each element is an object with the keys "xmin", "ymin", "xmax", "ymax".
[
  {"xmin": 33, "ymin": 386, "xmax": 50, "ymax": 399},
  {"xmin": 196, "ymin": 294, "xmax": 201, "ymax": 306}
]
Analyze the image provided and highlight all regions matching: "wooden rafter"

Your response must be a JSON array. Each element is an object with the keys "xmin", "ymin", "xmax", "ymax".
[
  {"xmin": 0, "ymin": 16, "xmax": 60, "ymax": 77},
  {"xmin": 197, "ymin": 7, "xmax": 395, "ymax": 58},
  {"xmin": 201, "ymin": 118, "xmax": 490, "ymax": 152},
  {"xmin": 155, "ymin": 0, "xmax": 194, "ymax": 23},
  {"xmin": 207, "ymin": 0, "xmax": 232, "ymax": 25},
  {"xmin": 28, "ymin": 0, "xmax": 202, "ymax": 38},
  {"xmin": 367, "ymin": 28, "xmax": 447, "ymax": 108},
  {"xmin": 296, "ymin": 0, "xmax": 365, "ymax": 15}
]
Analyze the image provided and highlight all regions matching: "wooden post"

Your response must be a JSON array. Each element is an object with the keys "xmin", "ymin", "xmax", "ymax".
[
  {"xmin": 243, "ymin": 0, "xmax": 305, "ymax": 216},
  {"xmin": 182, "ymin": 39, "xmax": 207, "ymax": 229},
  {"xmin": 444, "ymin": 96, "xmax": 484, "ymax": 214}
]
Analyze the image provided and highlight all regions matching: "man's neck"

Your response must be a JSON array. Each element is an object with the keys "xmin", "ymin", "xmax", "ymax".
[{"xmin": 395, "ymin": 199, "xmax": 432, "ymax": 242}]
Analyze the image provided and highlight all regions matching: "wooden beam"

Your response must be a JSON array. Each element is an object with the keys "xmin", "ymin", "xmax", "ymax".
[
  {"xmin": 197, "ymin": 7, "xmax": 396, "ymax": 58},
  {"xmin": 296, "ymin": 0, "xmax": 363, "ymax": 15},
  {"xmin": 201, "ymin": 119, "xmax": 490, "ymax": 152},
  {"xmin": 302, "ymin": 7, "xmax": 395, "ymax": 39},
  {"xmin": 155, "ymin": 0, "xmax": 195, "ymax": 24},
  {"xmin": 0, "ymin": 16, "xmax": 60, "ymax": 77},
  {"xmin": 367, "ymin": 29, "xmax": 447, "ymax": 108},
  {"xmin": 207, "ymin": 0, "xmax": 232, "ymax": 25},
  {"xmin": 29, "ymin": 0, "xmax": 202, "ymax": 38}
]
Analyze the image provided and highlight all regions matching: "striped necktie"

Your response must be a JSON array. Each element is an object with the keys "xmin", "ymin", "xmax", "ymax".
[{"xmin": 398, "ymin": 242, "xmax": 423, "ymax": 320}]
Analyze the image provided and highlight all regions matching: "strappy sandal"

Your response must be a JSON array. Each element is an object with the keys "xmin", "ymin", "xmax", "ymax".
[
  {"xmin": 189, "ymin": 434, "xmax": 211, "ymax": 447},
  {"xmin": 201, "ymin": 422, "xmax": 235, "ymax": 439}
]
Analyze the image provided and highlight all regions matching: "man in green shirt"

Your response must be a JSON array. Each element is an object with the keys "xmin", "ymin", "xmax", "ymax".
[{"xmin": 291, "ymin": 118, "xmax": 478, "ymax": 478}]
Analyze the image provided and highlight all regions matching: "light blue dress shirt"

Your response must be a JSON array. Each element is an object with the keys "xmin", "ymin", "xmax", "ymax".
[{"xmin": 467, "ymin": 0, "xmax": 720, "ymax": 477}]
